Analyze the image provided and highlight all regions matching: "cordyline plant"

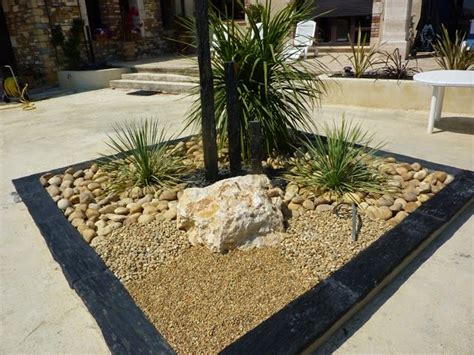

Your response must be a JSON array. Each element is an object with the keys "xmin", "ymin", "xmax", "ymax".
[
  {"xmin": 346, "ymin": 28, "xmax": 379, "ymax": 78},
  {"xmin": 285, "ymin": 118, "xmax": 388, "ymax": 204},
  {"xmin": 433, "ymin": 25, "xmax": 474, "ymax": 70},
  {"xmin": 376, "ymin": 48, "xmax": 420, "ymax": 79},
  {"xmin": 182, "ymin": 0, "xmax": 326, "ymax": 158},
  {"xmin": 101, "ymin": 119, "xmax": 188, "ymax": 193}
]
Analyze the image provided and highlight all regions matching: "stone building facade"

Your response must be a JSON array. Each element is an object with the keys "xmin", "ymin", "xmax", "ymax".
[{"xmin": 1, "ymin": 0, "xmax": 173, "ymax": 84}]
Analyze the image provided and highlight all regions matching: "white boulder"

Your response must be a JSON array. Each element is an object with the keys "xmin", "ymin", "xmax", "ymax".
[{"xmin": 177, "ymin": 174, "xmax": 284, "ymax": 253}]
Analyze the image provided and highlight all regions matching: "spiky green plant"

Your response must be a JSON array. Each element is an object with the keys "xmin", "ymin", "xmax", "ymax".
[
  {"xmin": 183, "ymin": 0, "xmax": 326, "ymax": 158},
  {"xmin": 101, "ymin": 119, "xmax": 188, "ymax": 193},
  {"xmin": 433, "ymin": 25, "xmax": 474, "ymax": 70},
  {"xmin": 346, "ymin": 28, "xmax": 379, "ymax": 78},
  {"xmin": 285, "ymin": 119, "xmax": 388, "ymax": 203}
]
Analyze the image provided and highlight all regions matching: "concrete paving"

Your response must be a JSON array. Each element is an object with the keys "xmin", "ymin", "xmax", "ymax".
[{"xmin": 0, "ymin": 88, "xmax": 472, "ymax": 354}]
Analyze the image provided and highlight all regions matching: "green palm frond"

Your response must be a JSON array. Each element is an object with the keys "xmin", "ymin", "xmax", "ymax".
[
  {"xmin": 433, "ymin": 25, "xmax": 474, "ymax": 70},
  {"xmin": 180, "ymin": 0, "xmax": 327, "ymax": 158}
]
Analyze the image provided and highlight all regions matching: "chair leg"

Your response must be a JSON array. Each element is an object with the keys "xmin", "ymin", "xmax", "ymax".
[{"xmin": 434, "ymin": 86, "xmax": 445, "ymax": 121}]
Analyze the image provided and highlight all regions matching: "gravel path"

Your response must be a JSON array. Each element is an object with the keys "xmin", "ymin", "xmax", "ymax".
[{"xmin": 94, "ymin": 210, "xmax": 390, "ymax": 354}]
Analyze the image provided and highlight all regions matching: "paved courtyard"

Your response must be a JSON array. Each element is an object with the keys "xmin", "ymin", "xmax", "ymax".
[{"xmin": 0, "ymin": 88, "xmax": 472, "ymax": 353}]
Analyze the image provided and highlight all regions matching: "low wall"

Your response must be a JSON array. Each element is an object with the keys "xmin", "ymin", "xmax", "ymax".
[
  {"xmin": 320, "ymin": 76, "xmax": 474, "ymax": 115},
  {"xmin": 58, "ymin": 68, "xmax": 130, "ymax": 91}
]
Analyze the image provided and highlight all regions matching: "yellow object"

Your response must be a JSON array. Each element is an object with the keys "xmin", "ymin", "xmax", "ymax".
[{"xmin": 3, "ymin": 77, "xmax": 36, "ymax": 110}]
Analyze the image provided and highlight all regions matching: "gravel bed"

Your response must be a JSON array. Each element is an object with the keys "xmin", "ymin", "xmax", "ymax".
[{"xmin": 97, "ymin": 209, "xmax": 390, "ymax": 354}]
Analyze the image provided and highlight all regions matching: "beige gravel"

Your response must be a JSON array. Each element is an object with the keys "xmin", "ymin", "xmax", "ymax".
[{"xmin": 103, "ymin": 210, "xmax": 392, "ymax": 354}]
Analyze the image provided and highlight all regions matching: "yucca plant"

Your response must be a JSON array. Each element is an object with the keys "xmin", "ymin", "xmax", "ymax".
[
  {"xmin": 101, "ymin": 119, "xmax": 188, "ymax": 193},
  {"xmin": 376, "ymin": 48, "xmax": 420, "ymax": 79},
  {"xmin": 346, "ymin": 28, "xmax": 379, "ymax": 78},
  {"xmin": 183, "ymin": 0, "xmax": 326, "ymax": 158},
  {"xmin": 285, "ymin": 119, "xmax": 388, "ymax": 202},
  {"xmin": 433, "ymin": 25, "xmax": 474, "ymax": 70}
]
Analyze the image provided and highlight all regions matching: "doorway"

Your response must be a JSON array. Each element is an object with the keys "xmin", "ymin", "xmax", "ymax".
[
  {"xmin": 0, "ymin": 5, "xmax": 15, "ymax": 68},
  {"xmin": 160, "ymin": 0, "xmax": 175, "ymax": 30}
]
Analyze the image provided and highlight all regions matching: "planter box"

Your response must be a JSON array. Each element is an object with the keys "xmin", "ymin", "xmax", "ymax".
[
  {"xmin": 320, "ymin": 76, "xmax": 474, "ymax": 115},
  {"xmin": 12, "ymin": 135, "xmax": 474, "ymax": 354},
  {"xmin": 58, "ymin": 67, "xmax": 130, "ymax": 91}
]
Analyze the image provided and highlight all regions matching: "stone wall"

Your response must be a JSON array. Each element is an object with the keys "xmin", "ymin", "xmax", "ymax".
[{"xmin": 2, "ymin": 0, "xmax": 173, "ymax": 85}]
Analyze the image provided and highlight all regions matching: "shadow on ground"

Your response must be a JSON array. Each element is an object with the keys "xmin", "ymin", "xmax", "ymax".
[
  {"xmin": 433, "ymin": 116, "xmax": 474, "ymax": 135},
  {"xmin": 313, "ymin": 203, "xmax": 473, "ymax": 354}
]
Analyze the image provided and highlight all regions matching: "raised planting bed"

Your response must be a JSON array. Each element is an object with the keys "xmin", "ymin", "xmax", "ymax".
[
  {"xmin": 13, "ymin": 135, "xmax": 474, "ymax": 354},
  {"xmin": 320, "ymin": 75, "xmax": 474, "ymax": 115},
  {"xmin": 58, "ymin": 66, "xmax": 130, "ymax": 91}
]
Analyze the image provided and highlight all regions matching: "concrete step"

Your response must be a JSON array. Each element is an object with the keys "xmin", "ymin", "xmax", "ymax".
[
  {"xmin": 134, "ymin": 64, "xmax": 199, "ymax": 76},
  {"xmin": 109, "ymin": 79, "xmax": 196, "ymax": 93},
  {"xmin": 121, "ymin": 72, "xmax": 198, "ymax": 83}
]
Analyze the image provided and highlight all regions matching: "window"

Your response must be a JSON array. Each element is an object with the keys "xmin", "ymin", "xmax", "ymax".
[{"xmin": 211, "ymin": 0, "xmax": 245, "ymax": 20}]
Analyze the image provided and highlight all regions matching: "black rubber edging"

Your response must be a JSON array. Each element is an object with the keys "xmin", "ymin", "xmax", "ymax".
[{"xmin": 12, "ymin": 148, "xmax": 473, "ymax": 355}]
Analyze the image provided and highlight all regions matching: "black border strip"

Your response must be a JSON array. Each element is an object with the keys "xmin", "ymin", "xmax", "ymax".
[{"xmin": 12, "ymin": 146, "xmax": 473, "ymax": 355}]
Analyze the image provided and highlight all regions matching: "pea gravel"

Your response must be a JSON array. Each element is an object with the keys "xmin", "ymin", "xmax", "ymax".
[{"xmin": 92, "ymin": 210, "xmax": 390, "ymax": 354}]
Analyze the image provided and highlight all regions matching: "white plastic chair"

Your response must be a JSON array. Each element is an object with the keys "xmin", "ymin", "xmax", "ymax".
[{"xmin": 285, "ymin": 20, "xmax": 316, "ymax": 60}]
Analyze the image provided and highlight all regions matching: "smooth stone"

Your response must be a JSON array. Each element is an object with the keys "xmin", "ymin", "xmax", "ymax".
[
  {"xmin": 375, "ymin": 206, "xmax": 392, "ymax": 221},
  {"xmin": 267, "ymin": 187, "xmax": 283, "ymax": 198},
  {"xmin": 63, "ymin": 187, "xmax": 74, "ymax": 199},
  {"xmin": 79, "ymin": 191, "xmax": 94, "ymax": 204},
  {"xmin": 314, "ymin": 196, "xmax": 330, "ymax": 207},
  {"xmin": 394, "ymin": 211, "xmax": 409, "ymax": 222},
  {"xmin": 98, "ymin": 205, "xmax": 116, "ymax": 214},
  {"xmin": 287, "ymin": 202, "xmax": 301, "ymax": 211},
  {"xmin": 163, "ymin": 207, "xmax": 177, "ymax": 220},
  {"xmin": 47, "ymin": 186, "xmax": 60, "ymax": 197},
  {"xmin": 418, "ymin": 194, "xmax": 430, "ymax": 203},
  {"xmin": 87, "ymin": 182, "xmax": 101, "ymax": 191},
  {"xmin": 156, "ymin": 201, "xmax": 169, "ymax": 212},
  {"xmin": 404, "ymin": 202, "xmax": 418, "ymax": 213},
  {"xmin": 389, "ymin": 203, "xmax": 403, "ymax": 212},
  {"xmin": 302, "ymin": 199, "xmax": 315, "ymax": 210},
  {"xmin": 411, "ymin": 162, "xmax": 421, "ymax": 172},
  {"xmin": 107, "ymin": 214, "xmax": 128, "ymax": 223},
  {"xmin": 159, "ymin": 190, "xmax": 177, "ymax": 201},
  {"xmin": 413, "ymin": 170, "xmax": 428, "ymax": 180},
  {"xmin": 48, "ymin": 176, "xmax": 62, "ymax": 186},
  {"xmin": 98, "ymin": 226, "xmax": 113, "ymax": 236},
  {"xmin": 82, "ymin": 229, "xmax": 96, "ymax": 243},
  {"xmin": 394, "ymin": 197, "xmax": 407, "ymax": 208},
  {"xmin": 444, "ymin": 174, "xmax": 454, "ymax": 185},
  {"xmin": 127, "ymin": 203, "xmax": 143, "ymax": 214},
  {"xmin": 418, "ymin": 182, "xmax": 431, "ymax": 194},
  {"xmin": 64, "ymin": 207, "xmax": 74, "ymax": 217},
  {"xmin": 71, "ymin": 218, "xmax": 85, "ymax": 228},
  {"xmin": 114, "ymin": 207, "xmax": 129, "ymax": 215},
  {"xmin": 291, "ymin": 195, "xmax": 304, "ymax": 204},
  {"xmin": 108, "ymin": 221, "xmax": 123, "ymax": 230},
  {"xmin": 403, "ymin": 191, "xmax": 418, "ymax": 202},
  {"xmin": 73, "ymin": 170, "xmax": 84, "ymax": 178},
  {"xmin": 57, "ymin": 198, "xmax": 70, "ymax": 210},
  {"xmin": 138, "ymin": 214, "xmax": 155, "ymax": 224},
  {"xmin": 315, "ymin": 204, "xmax": 333, "ymax": 213},
  {"xmin": 143, "ymin": 206, "xmax": 159, "ymax": 215}
]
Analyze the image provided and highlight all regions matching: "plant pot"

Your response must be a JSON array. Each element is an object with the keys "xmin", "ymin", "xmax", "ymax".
[{"xmin": 122, "ymin": 41, "xmax": 136, "ymax": 61}]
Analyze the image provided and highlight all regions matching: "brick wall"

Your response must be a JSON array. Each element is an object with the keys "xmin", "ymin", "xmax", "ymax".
[{"xmin": 370, "ymin": 0, "xmax": 384, "ymax": 46}]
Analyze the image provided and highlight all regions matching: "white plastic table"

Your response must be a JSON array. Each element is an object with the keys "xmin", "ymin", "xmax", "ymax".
[{"xmin": 413, "ymin": 70, "xmax": 474, "ymax": 133}]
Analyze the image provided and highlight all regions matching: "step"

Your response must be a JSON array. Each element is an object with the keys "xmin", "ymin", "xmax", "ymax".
[
  {"xmin": 134, "ymin": 64, "xmax": 199, "ymax": 76},
  {"xmin": 121, "ymin": 72, "xmax": 198, "ymax": 83},
  {"xmin": 109, "ymin": 79, "xmax": 196, "ymax": 93}
]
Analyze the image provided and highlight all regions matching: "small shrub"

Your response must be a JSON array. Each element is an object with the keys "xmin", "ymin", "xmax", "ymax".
[
  {"xmin": 101, "ymin": 119, "xmax": 189, "ymax": 193},
  {"xmin": 346, "ymin": 28, "xmax": 379, "ymax": 78},
  {"xmin": 376, "ymin": 48, "xmax": 420, "ymax": 79},
  {"xmin": 51, "ymin": 18, "xmax": 85, "ymax": 70},
  {"xmin": 433, "ymin": 25, "xmax": 474, "ymax": 70},
  {"xmin": 285, "ymin": 119, "xmax": 388, "ymax": 203}
]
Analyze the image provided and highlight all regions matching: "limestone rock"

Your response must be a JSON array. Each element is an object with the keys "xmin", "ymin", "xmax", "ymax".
[{"xmin": 177, "ymin": 175, "xmax": 284, "ymax": 253}]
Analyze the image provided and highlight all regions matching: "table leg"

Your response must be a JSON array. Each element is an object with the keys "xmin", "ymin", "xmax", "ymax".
[
  {"xmin": 427, "ymin": 86, "xmax": 441, "ymax": 134},
  {"xmin": 435, "ymin": 86, "xmax": 445, "ymax": 121}
]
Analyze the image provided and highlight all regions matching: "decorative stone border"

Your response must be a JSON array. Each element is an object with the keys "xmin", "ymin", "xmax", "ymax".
[{"xmin": 13, "ymin": 148, "xmax": 473, "ymax": 354}]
